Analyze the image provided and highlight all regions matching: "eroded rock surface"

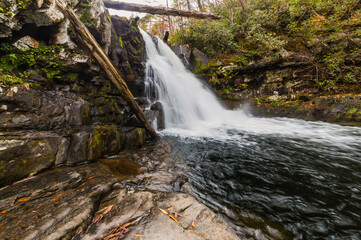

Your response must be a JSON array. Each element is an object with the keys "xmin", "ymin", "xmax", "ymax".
[
  {"xmin": 0, "ymin": 163, "xmax": 117, "ymax": 240},
  {"xmin": 0, "ymin": 142, "xmax": 242, "ymax": 240}
]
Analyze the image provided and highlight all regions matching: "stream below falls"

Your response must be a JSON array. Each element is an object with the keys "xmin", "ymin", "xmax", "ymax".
[
  {"xmin": 164, "ymin": 120, "xmax": 361, "ymax": 239},
  {"xmin": 140, "ymin": 29, "xmax": 361, "ymax": 239}
]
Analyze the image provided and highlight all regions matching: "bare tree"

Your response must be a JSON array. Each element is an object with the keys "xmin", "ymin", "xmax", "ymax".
[{"xmin": 196, "ymin": 0, "xmax": 203, "ymax": 11}]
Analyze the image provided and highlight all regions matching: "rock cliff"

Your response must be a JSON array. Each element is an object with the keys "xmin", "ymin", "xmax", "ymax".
[{"xmin": 0, "ymin": 0, "xmax": 147, "ymax": 187}]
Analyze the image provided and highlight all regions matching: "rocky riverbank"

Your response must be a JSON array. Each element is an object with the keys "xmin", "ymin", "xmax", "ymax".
[{"xmin": 0, "ymin": 141, "xmax": 241, "ymax": 240}]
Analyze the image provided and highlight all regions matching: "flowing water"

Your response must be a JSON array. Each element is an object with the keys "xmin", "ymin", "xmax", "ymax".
[{"xmin": 140, "ymin": 29, "xmax": 361, "ymax": 239}]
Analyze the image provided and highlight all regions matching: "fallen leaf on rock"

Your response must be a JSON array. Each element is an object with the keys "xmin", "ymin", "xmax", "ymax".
[
  {"xmin": 158, "ymin": 207, "xmax": 168, "ymax": 215},
  {"xmin": 93, "ymin": 214, "xmax": 103, "ymax": 223},
  {"xmin": 16, "ymin": 197, "xmax": 31, "ymax": 203},
  {"xmin": 53, "ymin": 194, "xmax": 63, "ymax": 199},
  {"xmin": 134, "ymin": 234, "xmax": 144, "ymax": 237},
  {"xmin": 169, "ymin": 214, "xmax": 179, "ymax": 223},
  {"xmin": 192, "ymin": 221, "xmax": 196, "ymax": 228},
  {"xmin": 123, "ymin": 221, "xmax": 134, "ymax": 228},
  {"xmin": 103, "ymin": 205, "xmax": 113, "ymax": 215}
]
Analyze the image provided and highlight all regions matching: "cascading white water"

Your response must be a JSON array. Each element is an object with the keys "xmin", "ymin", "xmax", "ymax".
[
  {"xmin": 141, "ymin": 28, "xmax": 228, "ymax": 130},
  {"xmin": 140, "ymin": 29, "xmax": 361, "ymax": 148}
]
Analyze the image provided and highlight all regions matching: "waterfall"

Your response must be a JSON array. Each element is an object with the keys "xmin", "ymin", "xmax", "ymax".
[
  {"xmin": 139, "ymin": 28, "xmax": 361, "ymax": 148},
  {"xmin": 140, "ymin": 28, "xmax": 232, "ymax": 131}
]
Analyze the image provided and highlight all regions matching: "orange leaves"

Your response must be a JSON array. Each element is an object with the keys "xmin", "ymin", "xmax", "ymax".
[
  {"xmin": 133, "ymin": 234, "xmax": 144, "ymax": 237},
  {"xmin": 122, "ymin": 221, "xmax": 134, "ymax": 228},
  {"xmin": 103, "ymin": 205, "xmax": 113, "ymax": 215},
  {"xmin": 101, "ymin": 221, "xmax": 134, "ymax": 240},
  {"xmin": 1, "ymin": 210, "xmax": 6, "ymax": 214},
  {"xmin": 93, "ymin": 205, "xmax": 114, "ymax": 223},
  {"xmin": 192, "ymin": 221, "xmax": 196, "ymax": 228},
  {"xmin": 53, "ymin": 194, "xmax": 63, "ymax": 199},
  {"xmin": 169, "ymin": 214, "xmax": 179, "ymax": 223},
  {"xmin": 158, "ymin": 207, "xmax": 181, "ymax": 224},
  {"xmin": 88, "ymin": 177, "xmax": 94, "ymax": 180},
  {"xmin": 16, "ymin": 197, "xmax": 31, "ymax": 203}
]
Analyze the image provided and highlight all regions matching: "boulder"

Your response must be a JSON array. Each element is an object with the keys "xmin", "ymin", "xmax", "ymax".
[
  {"xmin": 12, "ymin": 35, "xmax": 39, "ymax": 49},
  {"xmin": 171, "ymin": 45, "xmax": 192, "ymax": 69},
  {"xmin": 0, "ymin": 133, "xmax": 62, "ymax": 187},
  {"xmin": 67, "ymin": 131, "xmax": 90, "ymax": 166},
  {"xmin": 120, "ymin": 127, "xmax": 146, "ymax": 148}
]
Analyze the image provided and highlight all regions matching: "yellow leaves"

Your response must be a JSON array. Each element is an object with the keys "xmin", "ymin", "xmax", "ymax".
[{"xmin": 158, "ymin": 207, "xmax": 168, "ymax": 215}]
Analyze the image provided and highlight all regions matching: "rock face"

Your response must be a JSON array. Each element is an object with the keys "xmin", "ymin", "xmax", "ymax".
[
  {"xmin": 251, "ymin": 94, "xmax": 361, "ymax": 125},
  {"xmin": 0, "ymin": 1, "xmax": 149, "ymax": 187},
  {"xmin": 110, "ymin": 16, "xmax": 147, "ymax": 96}
]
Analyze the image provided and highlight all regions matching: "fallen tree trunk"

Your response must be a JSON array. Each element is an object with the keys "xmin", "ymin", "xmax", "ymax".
[
  {"xmin": 55, "ymin": 0, "xmax": 158, "ymax": 139},
  {"xmin": 103, "ymin": 1, "xmax": 222, "ymax": 20},
  {"xmin": 218, "ymin": 59, "xmax": 310, "ymax": 77}
]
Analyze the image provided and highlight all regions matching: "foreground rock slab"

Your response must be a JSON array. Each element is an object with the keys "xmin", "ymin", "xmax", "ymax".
[
  {"xmin": 83, "ymin": 190, "xmax": 239, "ymax": 240},
  {"xmin": 0, "ymin": 142, "xmax": 240, "ymax": 240},
  {"xmin": 0, "ymin": 164, "xmax": 117, "ymax": 240}
]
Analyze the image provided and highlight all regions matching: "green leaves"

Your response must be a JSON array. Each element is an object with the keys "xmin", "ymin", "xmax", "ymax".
[{"xmin": 0, "ymin": 42, "xmax": 64, "ymax": 85}]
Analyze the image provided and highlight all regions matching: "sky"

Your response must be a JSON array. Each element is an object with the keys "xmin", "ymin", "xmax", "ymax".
[{"xmin": 108, "ymin": 0, "xmax": 169, "ymax": 18}]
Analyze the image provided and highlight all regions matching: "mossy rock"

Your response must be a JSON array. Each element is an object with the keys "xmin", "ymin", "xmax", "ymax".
[
  {"xmin": 88, "ymin": 125, "xmax": 121, "ymax": 161},
  {"xmin": 120, "ymin": 128, "xmax": 146, "ymax": 149}
]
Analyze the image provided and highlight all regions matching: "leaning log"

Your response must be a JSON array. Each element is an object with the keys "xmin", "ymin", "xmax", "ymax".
[
  {"xmin": 55, "ymin": 0, "xmax": 158, "ymax": 139},
  {"xmin": 103, "ymin": 1, "xmax": 222, "ymax": 20}
]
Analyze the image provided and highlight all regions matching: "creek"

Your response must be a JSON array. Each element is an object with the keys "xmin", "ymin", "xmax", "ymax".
[{"xmin": 140, "ymin": 29, "xmax": 361, "ymax": 239}]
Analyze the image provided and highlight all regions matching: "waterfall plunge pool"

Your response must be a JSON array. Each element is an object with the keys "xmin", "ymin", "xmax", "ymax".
[{"xmin": 140, "ymin": 28, "xmax": 361, "ymax": 239}]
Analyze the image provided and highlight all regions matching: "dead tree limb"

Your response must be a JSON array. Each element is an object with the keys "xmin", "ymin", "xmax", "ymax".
[
  {"xmin": 218, "ymin": 59, "xmax": 311, "ymax": 77},
  {"xmin": 103, "ymin": 1, "xmax": 222, "ymax": 20},
  {"xmin": 55, "ymin": 0, "xmax": 158, "ymax": 139}
]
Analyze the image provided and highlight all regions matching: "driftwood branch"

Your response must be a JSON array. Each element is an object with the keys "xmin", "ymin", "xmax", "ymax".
[
  {"xmin": 103, "ymin": 1, "xmax": 222, "ymax": 20},
  {"xmin": 55, "ymin": 0, "xmax": 158, "ymax": 138}
]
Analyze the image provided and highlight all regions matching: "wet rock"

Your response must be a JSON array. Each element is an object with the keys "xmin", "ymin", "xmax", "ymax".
[
  {"xmin": 55, "ymin": 138, "xmax": 70, "ymax": 166},
  {"xmin": 150, "ymin": 101, "xmax": 165, "ymax": 130},
  {"xmin": 88, "ymin": 125, "xmax": 122, "ymax": 161},
  {"xmin": 67, "ymin": 132, "xmax": 90, "ymax": 166},
  {"xmin": 64, "ymin": 98, "xmax": 85, "ymax": 127},
  {"xmin": 171, "ymin": 45, "xmax": 192, "ymax": 69},
  {"xmin": 0, "ymin": 164, "xmax": 117, "ymax": 240},
  {"xmin": 0, "ymin": 132, "xmax": 61, "ymax": 187},
  {"xmin": 120, "ymin": 128, "xmax": 146, "ymax": 149},
  {"xmin": 110, "ymin": 16, "xmax": 146, "ymax": 97}
]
